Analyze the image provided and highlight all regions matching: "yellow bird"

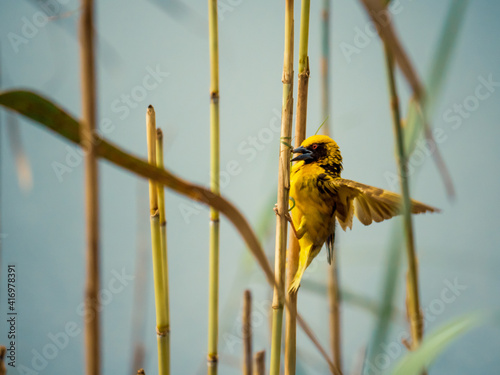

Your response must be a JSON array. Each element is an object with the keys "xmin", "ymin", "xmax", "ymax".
[{"xmin": 288, "ymin": 135, "xmax": 438, "ymax": 293}]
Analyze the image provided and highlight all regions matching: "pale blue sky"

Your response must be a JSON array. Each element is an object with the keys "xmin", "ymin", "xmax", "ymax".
[{"xmin": 1, "ymin": 0, "xmax": 500, "ymax": 374}]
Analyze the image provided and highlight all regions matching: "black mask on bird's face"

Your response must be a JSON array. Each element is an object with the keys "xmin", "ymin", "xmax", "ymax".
[{"xmin": 291, "ymin": 137, "xmax": 343, "ymax": 176}]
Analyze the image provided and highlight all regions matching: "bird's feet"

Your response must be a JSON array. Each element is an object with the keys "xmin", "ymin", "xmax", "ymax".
[
  {"xmin": 274, "ymin": 204, "xmax": 300, "ymax": 239},
  {"xmin": 273, "ymin": 203, "xmax": 293, "ymax": 223},
  {"xmin": 288, "ymin": 274, "xmax": 301, "ymax": 294}
]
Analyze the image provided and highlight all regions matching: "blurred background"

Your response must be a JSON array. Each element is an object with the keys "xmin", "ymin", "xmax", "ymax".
[{"xmin": 1, "ymin": 0, "xmax": 500, "ymax": 374}]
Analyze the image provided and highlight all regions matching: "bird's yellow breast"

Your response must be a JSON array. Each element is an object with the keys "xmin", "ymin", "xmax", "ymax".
[{"xmin": 290, "ymin": 162, "xmax": 336, "ymax": 246}]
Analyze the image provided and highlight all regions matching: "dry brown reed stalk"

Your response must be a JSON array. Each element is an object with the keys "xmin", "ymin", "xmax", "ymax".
[
  {"xmin": 328, "ymin": 260, "xmax": 342, "ymax": 371},
  {"xmin": 253, "ymin": 351, "xmax": 265, "ymax": 375},
  {"xmin": 359, "ymin": 0, "xmax": 423, "ymax": 101},
  {"xmin": 79, "ymin": 0, "xmax": 100, "ymax": 374},
  {"xmin": 243, "ymin": 290, "xmax": 253, "ymax": 375},
  {"xmin": 0, "ymin": 346, "xmax": 6, "ymax": 375},
  {"xmin": 269, "ymin": 0, "xmax": 294, "ymax": 374}
]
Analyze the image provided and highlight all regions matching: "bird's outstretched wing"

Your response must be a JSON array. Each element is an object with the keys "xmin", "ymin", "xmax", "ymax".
[{"xmin": 319, "ymin": 177, "xmax": 439, "ymax": 231}]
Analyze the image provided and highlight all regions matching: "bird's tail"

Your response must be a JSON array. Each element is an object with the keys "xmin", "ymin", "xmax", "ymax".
[
  {"xmin": 288, "ymin": 268, "xmax": 306, "ymax": 294},
  {"xmin": 288, "ymin": 248, "xmax": 311, "ymax": 294}
]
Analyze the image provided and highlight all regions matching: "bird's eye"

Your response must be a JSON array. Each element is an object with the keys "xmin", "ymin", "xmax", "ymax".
[{"xmin": 311, "ymin": 144, "xmax": 318, "ymax": 150}]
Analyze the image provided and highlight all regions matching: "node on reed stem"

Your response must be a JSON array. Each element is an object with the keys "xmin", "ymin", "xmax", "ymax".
[{"xmin": 156, "ymin": 127, "xmax": 170, "ymax": 374}]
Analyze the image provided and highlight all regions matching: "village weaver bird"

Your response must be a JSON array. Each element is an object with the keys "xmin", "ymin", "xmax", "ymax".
[{"xmin": 287, "ymin": 135, "xmax": 438, "ymax": 293}]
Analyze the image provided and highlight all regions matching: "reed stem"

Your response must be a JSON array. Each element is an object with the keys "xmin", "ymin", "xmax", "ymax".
[
  {"xmin": 253, "ymin": 351, "xmax": 265, "ymax": 375},
  {"xmin": 207, "ymin": 0, "xmax": 220, "ymax": 373},
  {"xmin": 383, "ymin": 44, "xmax": 423, "ymax": 350},
  {"xmin": 320, "ymin": 0, "xmax": 331, "ymax": 133},
  {"xmin": 327, "ymin": 257, "xmax": 342, "ymax": 371},
  {"xmin": 243, "ymin": 290, "xmax": 253, "ymax": 375},
  {"xmin": 269, "ymin": 0, "xmax": 294, "ymax": 374},
  {"xmin": 146, "ymin": 106, "xmax": 169, "ymax": 375},
  {"xmin": 130, "ymin": 183, "xmax": 149, "ymax": 375},
  {"xmin": 285, "ymin": 1, "xmax": 310, "ymax": 374},
  {"xmin": 0, "ymin": 346, "xmax": 6, "ymax": 375},
  {"xmin": 79, "ymin": 1, "xmax": 100, "ymax": 374},
  {"xmin": 156, "ymin": 128, "xmax": 170, "ymax": 374},
  {"xmin": 321, "ymin": 0, "xmax": 343, "ymax": 370}
]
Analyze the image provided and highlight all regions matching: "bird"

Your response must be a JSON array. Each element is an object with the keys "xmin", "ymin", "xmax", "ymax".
[{"xmin": 287, "ymin": 134, "xmax": 438, "ymax": 293}]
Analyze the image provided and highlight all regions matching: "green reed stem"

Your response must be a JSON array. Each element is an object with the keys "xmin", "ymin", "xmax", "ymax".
[
  {"xmin": 207, "ymin": 0, "xmax": 220, "ymax": 374},
  {"xmin": 146, "ymin": 106, "xmax": 169, "ymax": 375},
  {"xmin": 384, "ymin": 44, "xmax": 424, "ymax": 351},
  {"xmin": 156, "ymin": 128, "xmax": 170, "ymax": 374}
]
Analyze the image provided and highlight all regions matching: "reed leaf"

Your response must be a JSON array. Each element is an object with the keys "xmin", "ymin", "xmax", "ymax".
[
  {"xmin": 402, "ymin": 0, "xmax": 469, "ymax": 197},
  {"xmin": 300, "ymin": 279, "xmax": 403, "ymax": 321},
  {"xmin": 404, "ymin": 0, "xmax": 470, "ymax": 154},
  {"xmin": 390, "ymin": 311, "xmax": 500, "ymax": 375},
  {"xmin": 358, "ymin": 0, "xmax": 423, "ymax": 101},
  {"xmin": 367, "ymin": 226, "xmax": 404, "ymax": 362}
]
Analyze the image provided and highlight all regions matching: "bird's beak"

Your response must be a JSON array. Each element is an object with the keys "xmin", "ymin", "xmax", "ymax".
[{"xmin": 291, "ymin": 146, "xmax": 313, "ymax": 162}]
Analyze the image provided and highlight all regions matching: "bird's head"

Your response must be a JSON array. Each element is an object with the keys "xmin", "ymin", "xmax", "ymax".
[{"xmin": 292, "ymin": 135, "xmax": 343, "ymax": 175}]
